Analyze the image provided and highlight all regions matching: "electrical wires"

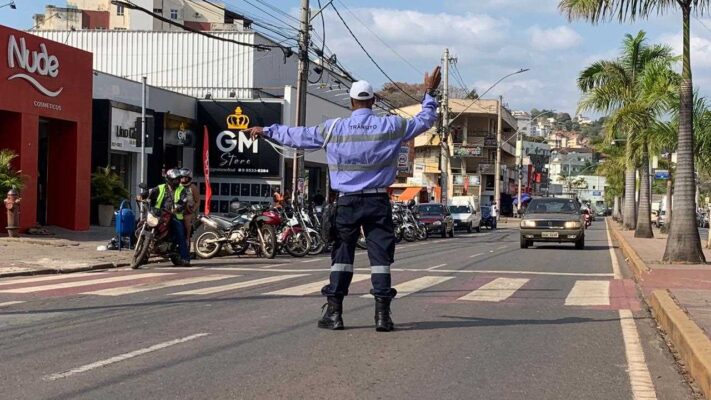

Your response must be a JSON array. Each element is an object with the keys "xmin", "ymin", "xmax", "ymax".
[{"xmin": 330, "ymin": 2, "xmax": 421, "ymax": 104}]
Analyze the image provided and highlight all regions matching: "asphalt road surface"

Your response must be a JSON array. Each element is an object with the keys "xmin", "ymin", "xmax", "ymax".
[{"xmin": 0, "ymin": 222, "xmax": 697, "ymax": 399}]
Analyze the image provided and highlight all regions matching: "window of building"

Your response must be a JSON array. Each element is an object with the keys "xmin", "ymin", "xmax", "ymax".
[
  {"xmin": 153, "ymin": 8, "xmax": 163, "ymax": 14},
  {"xmin": 116, "ymin": 4, "xmax": 124, "ymax": 16},
  {"xmin": 170, "ymin": 9, "xmax": 178, "ymax": 19}
]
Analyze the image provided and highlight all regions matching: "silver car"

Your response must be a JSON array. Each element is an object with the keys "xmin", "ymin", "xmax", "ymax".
[{"xmin": 520, "ymin": 197, "xmax": 585, "ymax": 249}]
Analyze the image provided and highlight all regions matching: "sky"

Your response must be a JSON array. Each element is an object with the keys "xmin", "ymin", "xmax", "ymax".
[{"xmin": 2, "ymin": 0, "xmax": 711, "ymax": 116}]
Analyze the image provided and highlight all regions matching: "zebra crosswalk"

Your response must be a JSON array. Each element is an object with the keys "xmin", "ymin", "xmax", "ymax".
[{"xmin": 0, "ymin": 270, "xmax": 623, "ymax": 309}]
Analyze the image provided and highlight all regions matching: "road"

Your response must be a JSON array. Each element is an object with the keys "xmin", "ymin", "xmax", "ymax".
[{"xmin": 0, "ymin": 222, "xmax": 696, "ymax": 399}]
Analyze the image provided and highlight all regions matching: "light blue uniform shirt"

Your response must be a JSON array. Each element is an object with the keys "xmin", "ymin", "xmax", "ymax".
[{"xmin": 264, "ymin": 93, "xmax": 438, "ymax": 193}]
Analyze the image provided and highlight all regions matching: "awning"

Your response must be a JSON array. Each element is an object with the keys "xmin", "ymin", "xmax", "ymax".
[
  {"xmin": 512, "ymin": 193, "xmax": 532, "ymax": 205},
  {"xmin": 397, "ymin": 187, "xmax": 422, "ymax": 202}
]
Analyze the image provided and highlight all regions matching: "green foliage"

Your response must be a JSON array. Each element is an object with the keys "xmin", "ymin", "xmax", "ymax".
[
  {"xmin": 91, "ymin": 166, "xmax": 129, "ymax": 206},
  {"xmin": 0, "ymin": 149, "xmax": 24, "ymax": 195}
]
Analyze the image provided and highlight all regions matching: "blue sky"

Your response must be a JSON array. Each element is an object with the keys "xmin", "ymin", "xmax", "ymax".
[{"xmin": 2, "ymin": 0, "xmax": 710, "ymax": 115}]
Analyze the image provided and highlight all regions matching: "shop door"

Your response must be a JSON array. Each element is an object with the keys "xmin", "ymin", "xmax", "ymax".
[{"xmin": 37, "ymin": 122, "xmax": 49, "ymax": 225}]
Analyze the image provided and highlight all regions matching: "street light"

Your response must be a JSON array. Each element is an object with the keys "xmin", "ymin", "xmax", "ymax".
[{"xmin": 0, "ymin": 1, "xmax": 16, "ymax": 9}]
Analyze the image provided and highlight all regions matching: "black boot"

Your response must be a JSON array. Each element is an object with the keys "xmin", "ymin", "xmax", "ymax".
[
  {"xmin": 374, "ymin": 297, "xmax": 394, "ymax": 332},
  {"xmin": 318, "ymin": 297, "xmax": 344, "ymax": 330}
]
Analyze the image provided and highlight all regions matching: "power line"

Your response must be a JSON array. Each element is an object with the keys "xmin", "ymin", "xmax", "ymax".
[
  {"xmin": 252, "ymin": 0, "xmax": 300, "ymax": 24},
  {"xmin": 111, "ymin": 0, "xmax": 283, "ymax": 51},
  {"xmin": 335, "ymin": 0, "xmax": 423, "ymax": 76},
  {"xmin": 331, "ymin": 3, "xmax": 420, "ymax": 103}
]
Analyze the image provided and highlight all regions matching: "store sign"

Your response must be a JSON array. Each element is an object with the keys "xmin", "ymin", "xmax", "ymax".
[
  {"xmin": 455, "ymin": 145, "xmax": 483, "ymax": 157},
  {"xmin": 110, "ymin": 107, "xmax": 153, "ymax": 154},
  {"xmin": 7, "ymin": 35, "xmax": 63, "ymax": 97},
  {"xmin": 197, "ymin": 101, "xmax": 281, "ymax": 177}
]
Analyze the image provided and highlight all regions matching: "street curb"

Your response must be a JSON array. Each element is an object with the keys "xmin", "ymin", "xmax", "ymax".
[
  {"xmin": 606, "ymin": 218, "xmax": 649, "ymax": 280},
  {"xmin": 649, "ymin": 290, "xmax": 711, "ymax": 399},
  {"xmin": 606, "ymin": 217, "xmax": 711, "ymax": 399},
  {"xmin": 0, "ymin": 262, "xmax": 128, "ymax": 278}
]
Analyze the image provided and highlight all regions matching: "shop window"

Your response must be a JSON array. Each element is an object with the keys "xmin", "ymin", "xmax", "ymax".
[
  {"xmin": 170, "ymin": 9, "xmax": 178, "ymax": 19},
  {"xmin": 116, "ymin": 4, "xmax": 124, "ymax": 16}
]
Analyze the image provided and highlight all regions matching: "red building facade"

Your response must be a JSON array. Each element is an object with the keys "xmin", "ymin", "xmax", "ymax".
[{"xmin": 0, "ymin": 25, "xmax": 93, "ymax": 232}]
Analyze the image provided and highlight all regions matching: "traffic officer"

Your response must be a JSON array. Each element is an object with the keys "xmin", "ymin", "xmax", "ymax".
[{"xmin": 246, "ymin": 66, "xmax": 441, "ymax": 332}]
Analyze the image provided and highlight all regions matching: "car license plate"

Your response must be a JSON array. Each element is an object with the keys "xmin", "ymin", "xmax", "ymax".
[{"xmin": 542, "ymin": 232, "xmax": 559, "ymax": 238}]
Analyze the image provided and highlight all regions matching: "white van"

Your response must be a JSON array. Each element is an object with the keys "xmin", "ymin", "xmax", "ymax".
[{"xmin": 449, "ymin": 196, "xmax": 482, "ymax": 233}]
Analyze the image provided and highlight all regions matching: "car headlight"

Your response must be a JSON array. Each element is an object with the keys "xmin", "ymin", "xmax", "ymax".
[
  {"xmin": 433, "ymin": 221, "xmax": 442, "ymax": 226},
  {"xmin": 564, "ymin": 221, "xmax": 582, "ymax": 229},
  {"xmin": 520, "ymin": 220, "xmax": 536, "ymax": 228}
]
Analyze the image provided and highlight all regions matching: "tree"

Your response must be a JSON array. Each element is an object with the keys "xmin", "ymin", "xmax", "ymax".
[
  {"xmin": 576, "ymin": 31, "xmax": 677, "ymax": 237},
  {"xmin": 376, "ymin": 82, "xmax": 427, "ymax": 109},
  {"xmin": 0, "ymin": 149, "xmax": 24, "ymax": 195},
  {"xmin": 559, "ymin": 0, "xmax": 709, "ymax": 263}
]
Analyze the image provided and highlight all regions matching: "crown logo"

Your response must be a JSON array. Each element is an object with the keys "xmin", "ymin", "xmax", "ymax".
[{"xmin": 227, "ymin": 107, "xmax": 250, "ymax": 130}]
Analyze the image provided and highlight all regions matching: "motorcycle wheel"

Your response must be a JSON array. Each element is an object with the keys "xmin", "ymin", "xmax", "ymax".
[
  {"xmin": 195, "ymin": 230, "xmax": 222, "ymax": 259},
  {"xmin": 285, "ymin": 231, "xmax": 309, "ymax": 258},
  {"xmin": 131, "ymin": 234, "xmax": 150, "ymax": 269},
  {"xmin": 170, "ymin": 254, "xmax": 182, "ymax": 266},
  {"xmin": 395, "ymin": 229, "xmax": 403, "ymax": 244},
  {"xmin": 308, "ymin": 231, "xmax": 325, "ymax": 255},
  {"xmin": 403, "ymin": 227, "xmax": 416, "ymax": 242},
  {"xmin": 259, "ymin": 224, "xmax": 277, "ymax": 259},
  {"xmin": 417, "ymin": 228, "xmax": 428, "ymax": 241}
]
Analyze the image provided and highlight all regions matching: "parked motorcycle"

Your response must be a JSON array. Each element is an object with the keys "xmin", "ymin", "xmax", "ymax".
[
  {"xmin": 274, "ymin": 207, "xmax": 310, "ymax": 258},
  {"xmin": 194, "ymin": 200, "xmax": 278, "ymax": 259}
]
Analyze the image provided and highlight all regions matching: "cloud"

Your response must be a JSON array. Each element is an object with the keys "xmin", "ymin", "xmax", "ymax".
[
  {"xmin": 528, "ymin": 25, "xmax": 583, "ymax": 51},
  {"xmin": 444, "ymin": 0, "xmax": 560, "ymax": 13},
  {"xmin": 659, "ymin": 32, "xmax": 711, "ymax": 68}
]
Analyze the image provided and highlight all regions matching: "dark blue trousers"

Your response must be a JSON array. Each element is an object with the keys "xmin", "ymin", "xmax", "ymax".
[
  {"xmin": 170, "ymin": 217, "xmax": 190, "ymax": 260},
  {"xmin": 321, "ymin": 194, "xmax": 397, "ymax": 300}
]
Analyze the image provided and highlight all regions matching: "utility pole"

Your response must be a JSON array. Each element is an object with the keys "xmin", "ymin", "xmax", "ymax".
[
  {"xmin": 440, "ymin": 48, "xmax": 451, "ymax": 204},
  {"xmin": 516, "ymin": 130, "xmax": 523, "ymax": 215},
  {"xmin": 140, "ymin": 76, "xmax": 147, "ymax": 184},
  {"xmin": 292, "ymin": 0, "xmax": 310, "ymax": 203},
  {"xmin": 494, "ymin": 95, "xmax": 502, "ymax": 209}
]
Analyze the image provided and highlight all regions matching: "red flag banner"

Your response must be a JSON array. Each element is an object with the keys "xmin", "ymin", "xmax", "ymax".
[{"xmin": 203, "ymin": 125, "xmax": 212, "ymax": 215}]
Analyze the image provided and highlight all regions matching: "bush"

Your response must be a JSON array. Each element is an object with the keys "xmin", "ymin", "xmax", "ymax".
[
  {"xmin": 0, "ymin": 149, "xmax": 24, "ymax": 195},
  {"xmin": 91, "ymin": 166, "xmax": 129, "ymax": 206}
]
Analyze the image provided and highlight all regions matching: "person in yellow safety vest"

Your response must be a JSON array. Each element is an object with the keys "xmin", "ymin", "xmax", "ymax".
[{"xmin": 146, "ymin": 168, "xmax": 191, "ymax": 265}]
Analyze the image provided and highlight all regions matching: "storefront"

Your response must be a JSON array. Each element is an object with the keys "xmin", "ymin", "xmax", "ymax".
[
  {"xmin": 197, "ymin": 100, "xmax": 283, "ymax": 212},
  {"xmin": 0, "ymin": 25, "xmax": 92, "ymax": 232}
]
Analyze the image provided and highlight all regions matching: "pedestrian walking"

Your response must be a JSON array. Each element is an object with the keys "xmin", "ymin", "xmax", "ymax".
[{"xmin": 245, "ymin": 66, "xmax": 441, "ymax": 332}]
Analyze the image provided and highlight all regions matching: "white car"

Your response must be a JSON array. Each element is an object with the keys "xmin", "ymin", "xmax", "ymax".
[{"xmin": 449, "ymin": 203, "xmax": 482, "ymax": 233}]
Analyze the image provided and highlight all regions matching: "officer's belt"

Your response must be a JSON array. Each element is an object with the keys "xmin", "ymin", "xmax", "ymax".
[{"xmin": 339, "ymin": 188, "xmax": 389, "ymax": 197}]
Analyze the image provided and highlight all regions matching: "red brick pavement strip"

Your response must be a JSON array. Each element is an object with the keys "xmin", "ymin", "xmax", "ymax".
[{"xmin": 607, "ymin": 218, "xmax": 711, "ymax": 399}]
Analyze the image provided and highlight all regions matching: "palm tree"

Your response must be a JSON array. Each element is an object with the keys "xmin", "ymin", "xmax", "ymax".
[
  {"xmin": 596, "ymin": 142, "xmax": 626, "ymax": 219},
  {"xmin": 576, "ymin": 31, "xmax": 676, "ymax": 235},
  {"xmin": 559, "ymin": 0, "xmax": 709, "ymax": 263}
]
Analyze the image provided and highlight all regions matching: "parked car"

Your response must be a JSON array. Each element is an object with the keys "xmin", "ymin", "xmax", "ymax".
[
  {"xmin": 697, "ymin": 211, "xmax": 709, "ymax": 228},
  {"xmin": 519, "ymin": 197, "xmax": 585, "ymax": 249},
  {"xmin": 651, "ymin": 210, "xmax": 659, "ymax": 225},
  {"xmin": 415, "ymin": 203, "xmax": 455, "ymax": 238},
  {"xmin": 449, "ymin": 203, "xmax": 481, "ymax": 233},
  {"xmin": 656, "ymin": 210, "xmax": 667, "ymax": 228}
]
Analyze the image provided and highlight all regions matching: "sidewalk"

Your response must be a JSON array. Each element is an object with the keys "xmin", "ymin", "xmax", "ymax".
[
  {"xmin": 0, "ymin": 226, "xmax": 132, "ymax": 277},
  {"xmin": 609, "ymin": 220, "xmax": 711, "ymax": 399}
]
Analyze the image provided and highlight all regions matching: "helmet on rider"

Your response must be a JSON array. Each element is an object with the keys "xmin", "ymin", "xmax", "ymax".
[
  {"xmin": 165, "ymin": 168, "xmax": 181, "ymax": 187},
  {"xmin": 179, "ymin": 168, "xmax": 193, "ymax": 185}
]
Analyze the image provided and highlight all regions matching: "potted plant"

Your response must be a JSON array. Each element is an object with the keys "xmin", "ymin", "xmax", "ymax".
[
  {"xmin": 91, "ymin": 166, "xmax": 129, "ymax": 227},
  {"xmin": 0, "ymin": 149, "xmax": 24, "ymax": 194}
]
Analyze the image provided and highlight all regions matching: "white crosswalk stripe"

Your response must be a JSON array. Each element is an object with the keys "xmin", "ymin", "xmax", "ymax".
[
  {"xmin": 170, "ymin": 274, "xmax": 309, "ymax": 296},
  {"xmin": 263, "ymin": 274, "xmax": 370, "ymax": 296},
  {"xmin": 361, "ymin": 276, "xmax": 454, "ymax": 298},
  {"xmin": 0, "ymin": 273, "xmax": 168, "ymax": 294},
  {"xmin": 80, "ymin": 275, "xmax": 237, "ymax": 296},
  {"xmin": 0, "ymin": 272, "xmax": 108, "ymax": 287},
  {"xmin": 458, "ymin": 278, "xmax": 529, "ymax": 302},
  {"xmin": 565, "ymin": 280, "xmax": 610, "ymax": 306}
]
